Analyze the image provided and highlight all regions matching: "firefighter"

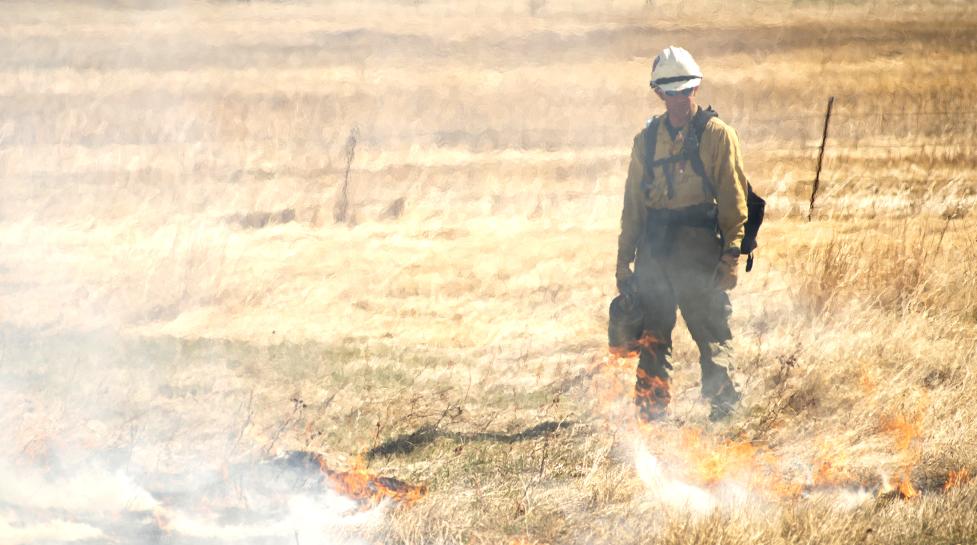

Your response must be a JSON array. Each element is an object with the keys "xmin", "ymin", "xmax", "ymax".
[{"xmin": 615, "ymin": 46, "xmax": 749, "ymax": 422}]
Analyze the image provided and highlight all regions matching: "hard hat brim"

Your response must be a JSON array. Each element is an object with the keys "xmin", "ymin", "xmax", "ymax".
[{"xmin": 652, "ymin": 76, "xmax": 702, "ymax": 92}]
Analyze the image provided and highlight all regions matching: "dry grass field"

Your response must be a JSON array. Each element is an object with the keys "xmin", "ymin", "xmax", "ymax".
[{"xmin": 2, "ymin": 1, "xmax": 977, "ymax": 544}]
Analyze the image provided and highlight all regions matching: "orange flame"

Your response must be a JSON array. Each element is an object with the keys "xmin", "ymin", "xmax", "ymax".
[
  {"xmin": 629, "ymin": 385, "xmax": 934, "ymax": 501},
  {"xmin": 635, "ymin": 331, "xmax": 664, "ymax": 349},
  {"xmin": 600, "ymin": 323, "xmax": 937, "ymax": 503},
  {"xmin": 690, "ymin": 429, "xmax": 801, "ymax": 496},
  {"xmin": 680, "ymin": 428, "xmax": 756, "ymax": 485},
  {"xmin": 878, "ymin": 470, "xmax": 918, "ymax": 499},
  {"xmin": 882, "ymin": 414, "xmax": 920, "ymax": 452},
  {"xmin": 634, "ymin": 369, "xmax": 670, "ymax": 421},
  {"xmin": 609, "ymin": 331, "xmax": 663, "ymax": 363},
  {"xmin": 311, "ymin": 454, "xmax": 426, "ymax": 507},
  {"xmin": 879, "ymin": 412, "xmax": 921, "ymax": 499},
  {"xmin": 945, "ymin": 469, "xmax": 972, "ymax": 491},
  {"xmin": 897, "ymin": 474, "xmax": 918, "ymax": 499}
]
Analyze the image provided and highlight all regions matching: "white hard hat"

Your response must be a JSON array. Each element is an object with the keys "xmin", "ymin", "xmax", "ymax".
[{"xmin": 650, "ymin": 46, "xmax": 703, "ymax": 92}]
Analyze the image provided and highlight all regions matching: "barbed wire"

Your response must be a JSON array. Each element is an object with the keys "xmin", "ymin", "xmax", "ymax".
[
  {"xmin": 743, "ymin": 110, "xmax": 977, "ymax": 123},
  {"xmin": 202, "ymin": 106, "xmax": 975, "ymax": 156},
  {"xmin": 749, "ymin": 142, "xmax": 973, "ymax": 152}
]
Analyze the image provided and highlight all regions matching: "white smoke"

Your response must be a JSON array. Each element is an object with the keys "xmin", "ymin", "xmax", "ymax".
[
  {"xmin": 632, "ymin": 441, "xmax": 749, "ymax": 515},
  {"xmin": 0, "ymin": 460, "xmax": 158, "ymax": 514},
  {"xmin": 163, "ymin": 493, "xmax": 379, "ymax": 543},
  {"xmin": 0, "ymin": 515, "xmax": 103, "ymax": 545},
  {"xmin": 0, "ymin": 458, "xmax": 382, "ymax": 544},
  {"xmin": 632, "ymin": 439, "xmax": 876, "ymax": 515}
]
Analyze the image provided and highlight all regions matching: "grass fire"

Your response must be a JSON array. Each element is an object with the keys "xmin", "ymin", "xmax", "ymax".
[
  {"xmin": 296, "ymin": 451, "xmax": 427, "ymax": 508},
  {"xmin": 2, "ymin": 1, "xmax": 977, "ymax": 544}
]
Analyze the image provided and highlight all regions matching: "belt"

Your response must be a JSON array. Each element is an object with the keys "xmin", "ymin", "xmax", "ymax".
[
  {"xmin": 646, "ymin": 203, "xmax": 718, "ymax": 230},
  {"xmin": 643, "ymin": 203, "xmax": 719, "ymax": 256}
]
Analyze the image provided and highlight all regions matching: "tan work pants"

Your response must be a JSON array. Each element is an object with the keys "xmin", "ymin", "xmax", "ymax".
[{"xmin": 633, "ymin": 224, "xmax": 736, "ymax": 399}]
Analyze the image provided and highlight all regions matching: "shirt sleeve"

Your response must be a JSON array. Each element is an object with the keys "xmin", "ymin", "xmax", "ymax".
[
  {"xmin": 702, "ymin": 120, "xmax": 749, "ymax": 254},
  {"xmin": 616, "ymin": 131, "xmax": 648, "ymax": 277}
]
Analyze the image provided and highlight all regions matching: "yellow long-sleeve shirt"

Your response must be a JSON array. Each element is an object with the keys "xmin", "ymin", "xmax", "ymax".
[{"xmin": 616, "ymin": 107, "xmax": 750, "ymax": 277}]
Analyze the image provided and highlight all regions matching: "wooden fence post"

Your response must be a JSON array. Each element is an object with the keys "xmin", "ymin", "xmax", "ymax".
[
  {"xmin": 334, "ymin": 127, "xmax": 359, "ymax": 224},
  {"xmin": 809, "ymin": 96, "xmax": 835, "ymax": 222}
]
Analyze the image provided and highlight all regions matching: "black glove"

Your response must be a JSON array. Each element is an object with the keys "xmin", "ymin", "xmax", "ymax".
[{"xmin": 616, "ymin": 268, "xmax": 638, "ymax": 298}]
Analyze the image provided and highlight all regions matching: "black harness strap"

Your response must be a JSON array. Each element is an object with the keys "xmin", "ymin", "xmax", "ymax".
[
  {"xmin": 641, "ymin": 116, "xmax": 662, "ymax": 196},
  {"xmin": 688, "ymin": 106, "xmax": 719, "ymax": 199}
]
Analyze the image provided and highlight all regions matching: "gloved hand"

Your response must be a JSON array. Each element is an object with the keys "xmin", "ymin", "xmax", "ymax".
[
  {"xmin": 616, "ymin": 265, "xmax": 637, "ymax": 297},
  {"xmin": 714, "ymin": 253, "xmax": 739, "ymax": 291}
]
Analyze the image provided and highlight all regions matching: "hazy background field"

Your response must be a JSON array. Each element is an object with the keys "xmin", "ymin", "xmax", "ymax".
[{"xmin": 2, "ymin": 1, "xmax": 977, "ymax": 543}]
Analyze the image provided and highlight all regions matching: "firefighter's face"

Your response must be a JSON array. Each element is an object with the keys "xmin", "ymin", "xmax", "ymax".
[{"xmin": 655, "ymin": 85, "xmax": 698, "ymax": 122}]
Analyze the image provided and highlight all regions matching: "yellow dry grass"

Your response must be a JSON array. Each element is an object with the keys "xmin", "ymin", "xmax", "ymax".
[{"xmin": 2, "ymin": 1, "xmax": 977, "ymax": 544}]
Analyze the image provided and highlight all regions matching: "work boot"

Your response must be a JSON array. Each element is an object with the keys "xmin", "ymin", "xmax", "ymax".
[
  {"xmin": 635, "ymin": 369, "xmax": 671, "ymax": 423},
  {"xmin": 701, "ymin": 363, "xmax": 740, "ymax": 421},
  {"xmin": 706, "ymin": 382, "xmax": 741, "ymax": 421}
]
